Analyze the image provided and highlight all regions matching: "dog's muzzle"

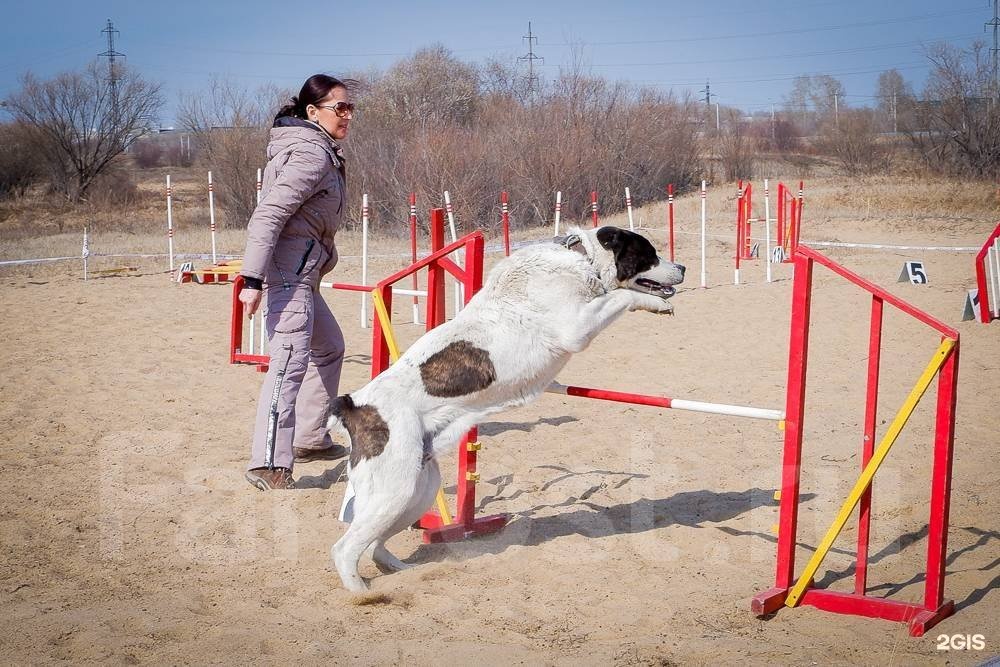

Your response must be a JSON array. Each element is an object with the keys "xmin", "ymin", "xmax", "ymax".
[{"xmin": 633, "ymin": 278, "xmax": 676, "ymax": 298}]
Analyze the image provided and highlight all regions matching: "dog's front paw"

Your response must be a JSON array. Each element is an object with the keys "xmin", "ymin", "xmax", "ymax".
[{"xmin": 628, "ymin": 294, "xmax": 674, "ymax": 315}]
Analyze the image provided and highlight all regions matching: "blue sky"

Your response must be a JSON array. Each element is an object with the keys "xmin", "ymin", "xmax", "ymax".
[{"xmin": 0, "ymin": 0, "xmax": 988, "ymax": 126}]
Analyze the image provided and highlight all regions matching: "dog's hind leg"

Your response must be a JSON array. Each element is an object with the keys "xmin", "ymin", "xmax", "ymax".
[{"xmin": 367, "ymin": 457, "xmax": 441, "ymax": 574}]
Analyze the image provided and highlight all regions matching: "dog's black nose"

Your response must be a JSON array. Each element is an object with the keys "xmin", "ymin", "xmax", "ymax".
[{"xmin": 677, "ymin": 263, "xmax": 686, "ymax": 277}]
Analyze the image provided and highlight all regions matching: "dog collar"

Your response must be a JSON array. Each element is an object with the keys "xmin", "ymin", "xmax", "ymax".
[{"xmin": 559, "ymin": 234, "xmax": 588, "ymax": 257}]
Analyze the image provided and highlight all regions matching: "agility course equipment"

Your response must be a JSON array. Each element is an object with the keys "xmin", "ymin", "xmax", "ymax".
[
  {"xmin": 666, "ymin": 184, "xmax": 676, "ymax": 262},
  {"xmin": 230, "ymin": 275, "xmax": 270, "ymax": 372},
  {"xmin": 166, "ymin": 176, "xmax": 175, "ymax": 272},
  {"xmin": 751, "ymin": 244, "xmax": 960, "ymax": 637},
  {"xmin": 553, "ymin": 190, "xmax": 563, "ymax": 236},
  {"xmin": 776, "ymin": 181, "xmax": 803, "ymax": 262},
  {"xmin": 501, "ymin": 191, "xmax": 511, "ymax": 256},
  {"xmin": 367, "ymin": 208, "xmax": 507, "ymax": 542},
  {"xmin": 700, "ymin": 180, "xmax": 707, "ymax": 288},
  {"xmin": 973, "ymin": 220, "xmax": 1000, "ymax": 323},
  {"xmin": 591, "ymin": 190, "xmax": 599, "ymax": 228},
  {"xmin": 625, "ymin": 187, "xmax": 635, "ymax": 231},
  {"xmin": 178, "ymin": 259, "xmax": 240, "ymax": 284},
  {"xmin": 208, "ymin": 171, "xmax": 218, "ymax": 264}
]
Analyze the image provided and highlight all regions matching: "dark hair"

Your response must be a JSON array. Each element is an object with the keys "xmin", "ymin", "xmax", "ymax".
[{"xmin": 275, "ymin": 74, "xmax": 347, "ymax": 121}]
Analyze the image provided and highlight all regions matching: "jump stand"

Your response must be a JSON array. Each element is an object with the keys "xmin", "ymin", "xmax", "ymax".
[
  {"xmin": 752, "ymin": 245, "xmax": 960, "ymax": 637},
  {"xmin": 973, "ymin": 220, "xmax": 1000, "ymax": 323}
]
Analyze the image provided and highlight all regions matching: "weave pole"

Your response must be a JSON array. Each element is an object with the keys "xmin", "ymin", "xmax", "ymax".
[
  {"xmin": 255, "ymin": 168, "xmax": 262, "ymax": 205},
  {"xmin": 735, "ymin": 181, "xmax": 743, "ymax": 286},
  {"xmin": 82, "ymin": 227, "xmax": 89, "ymax": 281},
  {"xmin": 625, "ymin": 187, "xmax": 635, "ymax": 231},
  {"xmin": 361, "ymin": 193, "xmax": 369, "ymax": 328},
  {"xmin": 591, "ymin": 191, "xmax": 599, "ymax": 228},
  {"xmin": 166, "ymin": 175, "xmax": 175, "ymax": 272},
  {"xmin": 501, "ymin": 190, "xmax": 510, "ymax": 256},
  {"xmin": 700, "ymin": 180, "xmax": 707, "ymax": 288},
  {"xmin": 553, "ymin": 190, "xmax": 562, "ymax": 236},
  {"xmin": 208, "ymin": 171, "xmax": 217, "ymax": 264},
  {"xmin": 765, "ymin": 179, "xmax": 773, "ymax": 283},
  {"xmin": 667, "ymin": 183, "xmax": 675, "ymax": 262},
  {"xmin": 443, "ymin": 190, "xmax": 463, "ymax": 314},
  {"xmin": 409, "ymin": 192, "xmax": 420, "ymax": 324}
]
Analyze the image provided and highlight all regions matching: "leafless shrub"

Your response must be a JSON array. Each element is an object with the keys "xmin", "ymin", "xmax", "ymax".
[
  {"xmin": 177, "ymin": 77, "xmax": 279, "ymax": 227},
  {"xmin": 719, "ymin": 110, "xmax": 755, "ymax": 181},
  {"xmin": 816, "ymin": 109, "xmax": 891, "ymax": 175},
  {"xmin": 902, "ymin": 42, "xmax": 1000, "ymax": 178},
  {"xmin": 0, "ymin": 121, "xmax": 44, "ymax": 199}
]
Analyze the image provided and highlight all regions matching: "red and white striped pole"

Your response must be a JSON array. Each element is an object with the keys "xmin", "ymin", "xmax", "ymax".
[
  {"xmin": 208, "ymin": 171, "xmax": 217, "ymax": 264},
  {"xmin": 255, "ymin": 168, "xmax": 262, "ymax": 206},
  {"xmin": 735, "ymin": 180, "xmax": 743, "ymax": 285},
  {"xmin": 667, "ymin": 183, "xmax": 675, "ymax": 262},
  {"xmin": 166, "ymin": 175, "xmax": 175, "ymax": 272},
  {"xmin": 591, "ymin": 190, "xmax": 599, "ymax": 228},
  {"xmin": 553, "ymin": 190, "xmax": 562, "ymax": 237},
  {"xmin": 501, "ymin": 190, "xmax": 510, "ymax": 256},
  {"xmin": 443, "ymin": 190, "xmax": 463, "ymax": 313},
  {"xmin": 795, "ymin": 181, "xmax": 804, "ymax": 254},
  {"xmin": 409, "ymin": 192, "xmax": 420, "ymax": 324},
  {"xmin": 625, "ymin": 187, "xmax": 634, "ymax": 231}
]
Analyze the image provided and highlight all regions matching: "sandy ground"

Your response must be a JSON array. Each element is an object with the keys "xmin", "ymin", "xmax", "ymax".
[{"xmin": 1, "ymin": 205, "xmax": 998, "ymax": 666}]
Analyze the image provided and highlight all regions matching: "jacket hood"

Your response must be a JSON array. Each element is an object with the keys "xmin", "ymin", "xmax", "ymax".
[{"xmin": 266, "ymin": 117, "xmax": 345, "ymax": 167}]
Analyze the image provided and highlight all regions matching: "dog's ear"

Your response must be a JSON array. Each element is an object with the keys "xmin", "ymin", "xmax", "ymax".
[{"xmin": 597, "ymin": 227, "xmax": 653, "ymax": 281}]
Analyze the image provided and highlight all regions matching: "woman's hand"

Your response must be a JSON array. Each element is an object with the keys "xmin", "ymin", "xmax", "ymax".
[{"xmin": 239, "ymin": 288, "xmax": 263, "ymax": 317}]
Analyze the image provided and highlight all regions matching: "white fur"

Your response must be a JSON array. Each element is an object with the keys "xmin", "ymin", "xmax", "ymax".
[{"xmin": 327, "ymin": 227, "xmax": 684, "ymax": 591}]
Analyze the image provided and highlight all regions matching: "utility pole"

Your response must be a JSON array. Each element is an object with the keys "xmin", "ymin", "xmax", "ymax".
[
  {"xmin": 518, "ymin": 22, "xmax": 543, "ymax": 101},
  {"xmin": 99, "ymin": 19, "xmax": 125, "ymax": 123},
  {"xmin": 833, "ymin": 92, "xmax": 840, "ymax": 128},
  {"xmin": 771, "ymin": 103, "xmax": 776, "ymax": 141},
  {"xmin": 891, "ymin": 90, "xmax": 898, "ymax": 134},
  {"xmin": 986, "ymin": 0, "xmax": 1000, "ymax": 98}
]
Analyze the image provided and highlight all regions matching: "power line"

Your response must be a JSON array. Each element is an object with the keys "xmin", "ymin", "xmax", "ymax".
[{"xmin": 987, "ymin": 0, "xmax": 1000, "ymax": 96}]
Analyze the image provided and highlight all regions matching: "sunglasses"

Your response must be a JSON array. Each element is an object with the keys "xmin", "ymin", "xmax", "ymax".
[{"xmin": 316, "ymin": 101, "xmax": 355, "ymax": 118}]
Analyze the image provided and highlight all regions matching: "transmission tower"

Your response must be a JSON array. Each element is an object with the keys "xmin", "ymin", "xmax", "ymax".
[
  {"xmin": 99, "ymin": 19, "xmax": 126, "ymax": 120},
  {"xmin": 699, "ymin": 80, "xmax": 714, "ymax": 109},
  {"xmin": 518, "ymin": 22, "xmax": 543, "ymax": 99},
  {"xmin": 987, "ymin": 0, "xmax": 1000, "ymax": 97}
]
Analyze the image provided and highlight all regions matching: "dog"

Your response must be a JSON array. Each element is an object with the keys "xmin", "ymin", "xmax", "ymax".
[{"xmin": 327, "ymin": 226, "xmax": 685, "ymax": 591}]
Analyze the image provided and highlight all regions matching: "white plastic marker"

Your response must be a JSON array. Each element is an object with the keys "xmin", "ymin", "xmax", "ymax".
[
  {"xmin": 625, "ymin": 187, "xmax": 635, "ymax": 231},
  {"xmin": 443, "ymin": 190, "xmax": 463, "ymax": 314},
  {"xmin": 553, "ymin": 190, "xmax": 562, "ymax": 236},
  {"xmin": 166, "ymin": 175, "xmax": 175, "ymax": 272},
  {"xmin": 208, "ymin": 171, "xmax": 217, "ymax": 264},
  {"xmin": 764, "ymin": 178, "xmax": 772, "ymax": 283},
  {"xmin": 255, "ymin": 168, "xmax": 262, "ymax": 205},
  {"xmin": 82, "ymin": 227, "xmax": 89, "ymax": 281},
  {"xmin": 700, "ymin": 180, "xmax": 707, "ymax": 288},
  {"xmin": 361, "ymin": 193, "xmax": 370, "ymax": 328}
]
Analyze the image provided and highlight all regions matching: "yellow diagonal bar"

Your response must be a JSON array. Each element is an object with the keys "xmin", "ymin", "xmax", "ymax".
[
  {"xmin": 370, "ymin": 289, "xmax": 401, "ymax": 363},
  {"xmin": 785, "ymin": 338, "xmax": 956, "ymax": 607},
  {"xmin": 370, "ymin": 288, "xmax": 453, "ymax": 526}
]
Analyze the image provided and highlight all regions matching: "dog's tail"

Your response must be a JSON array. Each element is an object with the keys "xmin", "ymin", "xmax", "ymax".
[{"xmin": 326, "ymin": 393, "xmax": 355, "ymax": 442}]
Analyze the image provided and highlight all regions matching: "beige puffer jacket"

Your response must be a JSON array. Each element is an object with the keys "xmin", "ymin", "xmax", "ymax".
[{"xmin": 241, "ymin": 118, "xmax": 346, "ymax": 283}]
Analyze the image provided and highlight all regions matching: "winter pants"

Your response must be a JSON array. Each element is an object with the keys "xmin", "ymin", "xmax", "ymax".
[{"xmin": 248, "ymin": 241, "xmax": 345, "ymax": 471}]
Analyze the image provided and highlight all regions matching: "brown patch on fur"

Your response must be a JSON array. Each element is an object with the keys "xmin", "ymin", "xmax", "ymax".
[
  {"xmin": 331, "ymin": 395, "xmax": 390, "ymax": 467},
  {"xmin": 419, "ymin": 340, "xmax": 496, "ymax": 397}
]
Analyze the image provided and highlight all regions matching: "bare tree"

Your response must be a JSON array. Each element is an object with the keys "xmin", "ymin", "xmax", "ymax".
[
  {"xmin": 875, "ymin": 69, "xmax": 913, "ymax": 133},
  {"xmin": 784, "ymin": 74, "xmax": 846, "ymax": 133},
  {"xmin": 816, "ymin": 108, "xmax": 890, "ymax": 175},
  {"xmin": 177, "ymin": 77, "xmax": 282, "ymax": 226},
  {"xmin": 0, "ymin": 121, "xmax": 45, "ymax": 199},
  {"xmin": 902, "ymin": 42, "xmax": 1000, "ymax": 177},
  {"xmin": 3, "ymin": 62, "xmax": 163, "ymax": 201}
]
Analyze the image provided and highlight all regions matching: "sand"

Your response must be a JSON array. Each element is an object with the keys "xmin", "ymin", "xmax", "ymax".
[{"xmin": 1, "ymin": 209, "xmax": 998, "ymax": 666}]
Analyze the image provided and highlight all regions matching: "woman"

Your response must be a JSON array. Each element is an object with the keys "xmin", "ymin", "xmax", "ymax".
[{"xmin": 240, "ymin": 74, "xmax": 354, "ymax": 490}]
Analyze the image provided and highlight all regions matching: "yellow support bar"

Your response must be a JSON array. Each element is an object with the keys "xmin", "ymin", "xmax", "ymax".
[
  {"xmin": 370, "ymin": 289, "xmax": 402, "ymax": 363},
  {"xmin": 370, "ymin": 288, "xmax": 454, "ymax": 526},
  {"xmin": 785, "ymin": 338, "xmax": 955, "ymax": 607}
]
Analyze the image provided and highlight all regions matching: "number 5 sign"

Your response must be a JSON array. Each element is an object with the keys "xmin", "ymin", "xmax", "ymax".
[{"xmin": 898, "ymin": 261, "xmax": 928, "ymax": 284}]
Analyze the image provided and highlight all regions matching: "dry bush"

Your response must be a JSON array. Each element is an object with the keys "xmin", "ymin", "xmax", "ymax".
[
  {"xmin": 815, "ymin": 109, "xmax": 891, "ymax": 176},
  {"xmin": 719, "ymin": 110, "xmax": 755, "ymax": 181},
  {"xmin": 0, "ymin": 121, "xmax": 44, "ymax": 199},
  {"xmin": 177, "ymin": 78, "xmax": 277, "ymax": 227},
  {"xmin": 132, "ymin": 140, "xmax": 164, "ymax": 169}
]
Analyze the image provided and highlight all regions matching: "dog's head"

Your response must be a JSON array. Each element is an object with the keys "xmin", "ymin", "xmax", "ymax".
[{"xmin": 589, "ymin": 226, "xmax": 685, "ymax": 298}]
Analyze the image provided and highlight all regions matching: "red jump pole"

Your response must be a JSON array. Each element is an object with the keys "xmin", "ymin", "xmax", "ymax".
[
  {"xmin": 591, "ymin": 190, "xmax": 599, "ymax": 228},
  {"xmin": 501, "ymin": 190, "xmax": 510, "ymax": 257}
]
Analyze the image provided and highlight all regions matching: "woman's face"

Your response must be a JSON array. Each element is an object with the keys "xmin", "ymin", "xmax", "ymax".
[{"xmin": 307, "ymin": 85, "xmax": 352, "ymax": 140}]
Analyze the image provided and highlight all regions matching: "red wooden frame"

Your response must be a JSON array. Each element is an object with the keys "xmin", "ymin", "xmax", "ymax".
[
  {"xmin": 752, "ymin": 245, "xmax": 960, "ymax": 637},
  {"xmin": 230, "ymin": 275, "xmax": 270, "ymax": 372},
  {"xmin": 776, "ymin": 182, "xmax": 803, "ymax": 262},
  {"xmin": 974, "ymin": 221, "xmax": 1000, "ymax": 323},
  {"xmin": 736, "ymin": 181, "xmax": 754, "ymax": 262},
  {"xmin": 369, "ymin": 208, "xmax": 507, "ymax": 543}
]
